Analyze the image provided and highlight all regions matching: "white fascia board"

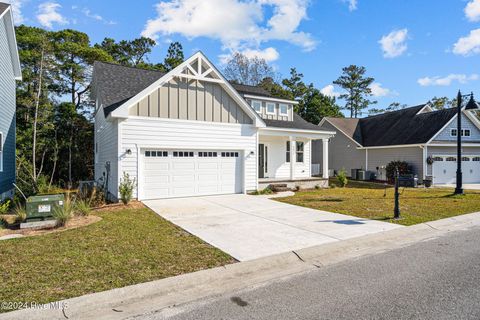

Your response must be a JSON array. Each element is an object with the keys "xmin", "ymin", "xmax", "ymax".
[
  {"xmin": 2, "ymin": 7, "xmax": 22, "ymax": 80},
  {"xmin": 243, "ymin": 94, "xmax": 299, "ymax": 105},
  {"xmin": 111, "ymin": 52, "xmax": 266, "ymax": 128},
  {"xmin": 323, "ymin": 118, "xmax": 363, "ymax": 147},
  {"xmin": 427, "ymin": 143, "xmax": 480, "ymax": 147},
  {"xmin": 416, "ymin": 103, "xmax": 433, "ymax": 115},
  {"xmin": 357, "ymin": 144, "xmax": 424, "ymax": 150},
  {"xmin": 259, "ymin": 127, "xmax": 336, "ymax": 139}
]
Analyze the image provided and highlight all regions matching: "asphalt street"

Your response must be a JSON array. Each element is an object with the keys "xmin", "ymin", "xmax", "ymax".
[{"xmin": 140, "ymin": 225, "xmax": 480, "ymax": 320}]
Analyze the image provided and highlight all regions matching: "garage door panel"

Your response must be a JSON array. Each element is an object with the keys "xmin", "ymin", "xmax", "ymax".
[
  {"xmin": 173, "ymin": 162, "xmax": 196, "ymax": 170},
  {"xmin": 142, "ymin": 149, "xmax": 243, "ymax": 199},
  {"xmin": 433, "ymin": 156, "xmax": 480, "ymax": 184},
  {"xmin": 144, "ymin": 162, "xmax": 170, "ymax": 170}
]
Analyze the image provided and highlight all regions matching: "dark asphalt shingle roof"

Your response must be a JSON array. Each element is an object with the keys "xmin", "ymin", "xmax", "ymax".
[
  {"xmin": 324, "ymin": 105, "xmax": 460, "ymax": 147},
  {"xmin": 93, "ymin": 62, "xmax": 276, "ymax": 117},
  {"xmin": 0, "ymin": 3, "xmax": 10, "ymax": 16},
  {"xmin": 92, "ymin": 61, "xmax": 165, "ymax": 117},
  {"xmin": 230, "ymin": 83, "xmax": 273, "ymax": 98},
  {"xmin": 264, "ymin": 113, "xmax": 330, "ymax": 131}
]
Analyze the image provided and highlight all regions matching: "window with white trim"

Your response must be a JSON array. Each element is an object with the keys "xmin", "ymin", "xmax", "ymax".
[
  {"xmin": 145, "ymin": 150, "xmax": 169, "ymax": 157},
  {"xmin": 279, "ymin": 104, "xmax": 288, "ymax": 116},
  {"xmin": 266, "ymin": 102, "xmax": 275, "ymax": 115},
  {"xmin": 286, "ymin": 141, "xmax": 290, "ymax": 163},
  {"xmin": 446, "ymin": 157, "xmax": 456, "ymax": 162},
  {"xmin": 0, "ymin": 132, "xmax": 3, "ymax": 172},
  {"xmin": 199, "ymin": 151, "xmax": 218, "ymax": 157},
  {"xmin": 173, "ymin": 151, "xmax": 194, "ymax": 157},
  {"xmin": 451, "ymin": 129, "xmax": 471, "ymax": 137},
  {"xmin": 251, "ymin": 100, "xmax": 262, "ymax": 113},
  {"xmin": 296, "ymin": 141, "xmax": 304, "ymax": 163}
]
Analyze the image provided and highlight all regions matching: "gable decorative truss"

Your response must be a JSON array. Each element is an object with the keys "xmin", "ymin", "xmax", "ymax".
[{"xmin": 110, "ymin": 51, "xmax": 266, "ymax": 127}]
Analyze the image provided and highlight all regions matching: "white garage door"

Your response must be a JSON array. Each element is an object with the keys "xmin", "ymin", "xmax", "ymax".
[
  {"xmin": 432, "ymin": 156, "xmax": 480, "ymax": 184},
  {"xmin": 142, "ymin": 149, "xmax": 243, "ymax": 199}
]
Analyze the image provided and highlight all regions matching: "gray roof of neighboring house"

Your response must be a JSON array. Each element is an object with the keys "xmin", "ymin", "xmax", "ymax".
[
  {"xmin": 0, "ymin": 3, "xmax": 10, "ymax": 16},
  {"xmin": 323, "ymin": 104, "xmax": 462, "ymax": 147}
]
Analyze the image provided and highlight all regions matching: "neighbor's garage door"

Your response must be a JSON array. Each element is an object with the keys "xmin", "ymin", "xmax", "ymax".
[
  {"xmin": 142, "ymin": 149, "xmax": 242, "ymax": 199},
  {"xmin": 432, "ymin": 156, "xmax": 480, "ymax": 184}
]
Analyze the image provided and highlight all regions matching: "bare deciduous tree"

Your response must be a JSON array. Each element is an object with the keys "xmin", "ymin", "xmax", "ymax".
[{"xmin": 223, "ymin": 52, "xmax": 275, "ymax": 86}]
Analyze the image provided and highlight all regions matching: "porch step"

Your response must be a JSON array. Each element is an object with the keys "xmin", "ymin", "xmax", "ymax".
[{"xmin": 269, "ymin": 184, "xmax": 290, "ymax": 192}]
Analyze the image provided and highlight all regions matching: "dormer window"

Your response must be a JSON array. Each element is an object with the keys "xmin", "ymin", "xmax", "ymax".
[
  {"xmin": 279, "ymin": 104, "xmax": 288, "ymax": 116},
  {"xmin": 266, "ymin": 102, "xmax": 275, "ymax": 115},
  {"xmin": 252, "ymin": 100, "xmax": 262, "ymax": 113}
]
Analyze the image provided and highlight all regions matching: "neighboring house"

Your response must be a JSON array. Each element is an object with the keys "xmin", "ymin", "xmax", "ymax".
[
  {"xmin": 312, "ymin": 100, "xmax": 480, "ymax": 185},
  {"xmin": 91, "ymin": 52, "xmax": 334, "ymax": 201},
  {"xmin": 0, "ymin": 3, "xmax": 22, "ymax": 201}
]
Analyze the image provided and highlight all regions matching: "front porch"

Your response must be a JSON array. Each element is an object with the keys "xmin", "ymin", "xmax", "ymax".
[{"xmin": 257, "ymin": 127, "xmax": 334, "ymax": 191}]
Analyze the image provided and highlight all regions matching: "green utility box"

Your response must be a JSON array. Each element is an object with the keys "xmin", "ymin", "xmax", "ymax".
[{"xmin": 26, "ymin": 194, "xmax": 65, "ymax": 220}]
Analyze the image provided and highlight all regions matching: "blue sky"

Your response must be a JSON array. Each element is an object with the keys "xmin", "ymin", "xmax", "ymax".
[{"xmin": 7, "ymin": 0, "xmax": 480, "ymax": 115}]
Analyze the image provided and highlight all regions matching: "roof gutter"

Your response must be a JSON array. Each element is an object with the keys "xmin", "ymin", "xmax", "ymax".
[{"xmin": 357, "ymin": 143, "xmax": 425, "ymax": 150}]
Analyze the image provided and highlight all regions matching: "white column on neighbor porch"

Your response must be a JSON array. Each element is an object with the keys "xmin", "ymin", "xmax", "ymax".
[
  {"xmin": 322, "ymin": 138, "xmax": 329, "ymax": 179},
  {"xmin": 290, "ymin": 136, "xmax": 295, "ymax": 180}
]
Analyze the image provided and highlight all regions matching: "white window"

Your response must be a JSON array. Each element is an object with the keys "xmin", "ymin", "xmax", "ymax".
[
  {"xmin": 266, "ymin": 102, "xmax": 276, "ymax": 115},
  {"xmin": 252, "ymin": 100, "xmax": 262, "ymax": 113},
  {"xmin": 0, "ymin": 132, "xmax": 3, "ymax": 172},
  {"xmin": 296, "ymin": 141, "xmax": 304, "ymax": 163},
  {"xmin": 451, "ymin": 129, "xmax": 471, "ymax": 137},
  {"xmin": 286, "ymin": 141, "xmax": 291, "ymax": 163},
  {"xmin": 279, "ymin": 104, "xmax": 288, "ymax": 116}
]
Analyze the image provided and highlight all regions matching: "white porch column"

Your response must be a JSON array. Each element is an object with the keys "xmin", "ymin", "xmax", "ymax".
[
  {"xmin": 290, "ymin": 136, "xmax": 295, "ymax": 180},
  {"xmin": 322, "ymin": 138, "xmax": 329, "ymax": 179}
]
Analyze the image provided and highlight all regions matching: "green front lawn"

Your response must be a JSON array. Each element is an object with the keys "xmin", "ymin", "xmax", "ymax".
[
  {"xmin": 0, "ymin": 206, "xmax": 234, "ymax": 311},
  {"xmin": 277, "ymin": 179, "xmax": 480, "ymax": 226}
]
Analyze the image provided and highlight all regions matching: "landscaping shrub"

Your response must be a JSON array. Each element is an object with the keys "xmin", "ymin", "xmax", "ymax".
[
  {"xmin": 0, "ymin": 199, "xmax": 11, "ymax": 215},
  {"xmin": 75, "ymin": 199, "xmax": 91, "ymax": 216},
  {"xmin": 52, "ymin": 196, "xmax": 74, "ymax": 227},
  {"xmin": 119, "ymin": 172, "xmax": 136, "ymax": 205},
  {"xmin": 13, "ymin": 203, "xmax": 27, "ymax": 223},
  {"xmin": 386, "ymin": 161, "xmax": 411, "ymax": 183},
  {"xmin": 337, "ymin": 169, "xmax": 348, "ymax": 187},
  {"xmin": 250, "ymin": 187, "xmax": 274, "ymax": 195}
]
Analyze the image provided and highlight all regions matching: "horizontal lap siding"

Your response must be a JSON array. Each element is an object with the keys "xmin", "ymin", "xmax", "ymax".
[
  {"xmin": 119, "ymin": 118, "xmax": 258, "ymax": 198},
  {"xmin": 367, "ymin": 147, "xmax": 423, "ymax": 181},
  {"xmin": 313, "ymin": 121, "xmax": 365, "ymax": 176},
  {"xmin": 94, "ymin": 110, "xmax": 118, "ymax": 199},
  {"xmin": 0, "ymin": 17, "xmax": 16, "ymax": 196},
  {"xmin": 259, "ymin": 136, "xmax": 310, "ymax": 179}
]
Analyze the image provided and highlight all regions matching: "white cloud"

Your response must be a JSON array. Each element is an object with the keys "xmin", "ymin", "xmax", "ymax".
[
  {"xmin": 81, "ymin": 8, "xmax": 116, "ymax": 25},
  {"xmin": 241, "ymin": 47, "xmax": 280, "ymax": 62},
  {"xmin": 321, "ymin": 85, "xmax": 342, "ymax": 98},
  {"xmin": 344, "ymin": 0, "xmax": 357, "ymax": 11},
  {"xmin": 379, "ymin": 29, "xmax": 408, "ymax": 58},
  {"xmin": 36, "ymin": 2, "xmax": 68, "ymax": 29},
  {"xmin": 141, "ymin": 0, "xmax": 316, "ymax": 55},
  {"xmin": 369, "ymin": 82, "xmax": 394, "ymax": 97},
  {"xmin": 453, "ymin": 28, "xmax": 480, "ymax": 56},
  {"xmin": 4, "ymin": 0, "xmax": 24, "ymax": 24},
  {"xmin": 465, "ymin": 0, "xmax": 480, "ymax": 22},
  {"xmin": 417, "ymin": 74, "xmax": 479, "ymax": 86}
]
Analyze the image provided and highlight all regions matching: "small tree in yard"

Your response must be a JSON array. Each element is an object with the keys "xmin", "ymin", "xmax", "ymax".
[
  {"xmin": 386, "ymin": 161, "xmax": 411, "ymax": 183},
  {"xmin": 119, "ymin": 172, "xmax": 136, "ymax": 205},
  {"xmin": 337, "ymin": 169, "xmax": 348, "ymax": 187}
]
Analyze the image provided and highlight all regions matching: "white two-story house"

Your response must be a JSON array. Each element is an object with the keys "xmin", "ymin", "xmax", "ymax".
[{"xmin": 92, "ymin": 52, "xmax": 334, "ymax": 200}]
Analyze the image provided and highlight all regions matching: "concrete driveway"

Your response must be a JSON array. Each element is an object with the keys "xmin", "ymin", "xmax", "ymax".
[
  {"xmin": 144, "ymin": 194, "xmax": 402, "ymax": 261},
  {"xmin": 435, "ymin": 184, "xmax": 480, "ymax": 190}
]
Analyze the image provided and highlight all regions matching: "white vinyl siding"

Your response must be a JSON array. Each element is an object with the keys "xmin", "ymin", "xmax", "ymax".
[
  {"xmin": 119, "ymin": 118, "xmax": 258, "ymax": 199},
  {"xmin": 259, "ymin": 136, "xmax": 311, "ymax": 179},
  {"xmin": 94, "ymin": 107, "xmax": 118, "ymax": 199}
]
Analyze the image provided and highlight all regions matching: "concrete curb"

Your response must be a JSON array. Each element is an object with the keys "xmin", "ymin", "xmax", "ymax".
[{"xmin": 3, "ymin": 212, "xmax": 480, "ymax": 320}]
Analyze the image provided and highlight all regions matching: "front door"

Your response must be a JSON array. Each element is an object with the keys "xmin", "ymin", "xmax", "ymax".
[{"xmin": 259, "ymin": 144, "xmax": 265, "ymax": 178}]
